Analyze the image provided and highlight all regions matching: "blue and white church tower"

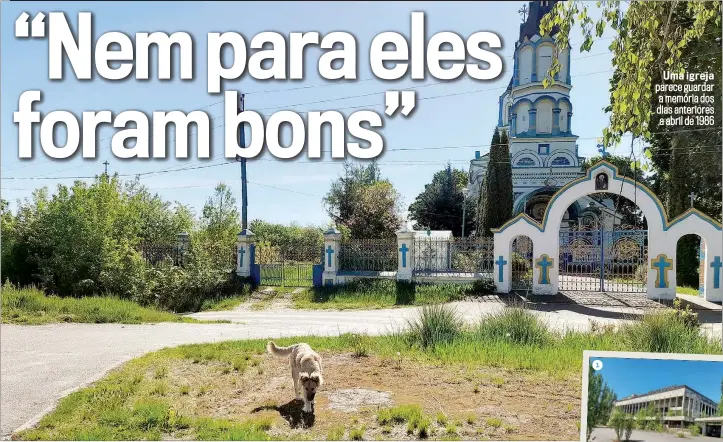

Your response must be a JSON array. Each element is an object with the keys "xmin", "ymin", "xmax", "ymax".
[{"xmin": 470, "ymin": 0, "xmax": 616, "ymax": 228}]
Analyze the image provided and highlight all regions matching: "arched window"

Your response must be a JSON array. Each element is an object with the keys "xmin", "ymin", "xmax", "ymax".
[
  {"xmin": 516, "ymin": 158, "xmax": 535, "ymax": 167},
  {"xmin": 551, "ymin": 157, "xmax": 571, "ymax": 166}
]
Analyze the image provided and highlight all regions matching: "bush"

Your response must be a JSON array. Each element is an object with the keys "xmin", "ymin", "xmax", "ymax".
[
  {"xmin": 690, "ymin": 424, "xmax": 701, "ymax": 436},
  {"xmin": 620, "ymin": 309, "xmax": 709, "ymax": 353},
  {"xmin": 608, "ymin": 409, "xmax": 627, "ymax": 441},
  {"xmin": 473, "ymin": 307, "xmax": 550, "ymax": 346},
  {"xmin": 405, "ymin": 304, "xmax": 464, "ymax": 348}
]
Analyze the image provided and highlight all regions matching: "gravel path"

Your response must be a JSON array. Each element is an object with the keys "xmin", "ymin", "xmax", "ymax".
[{"xmin": 3, "ymin": 300, "xmax": 720, "ymax": 438}]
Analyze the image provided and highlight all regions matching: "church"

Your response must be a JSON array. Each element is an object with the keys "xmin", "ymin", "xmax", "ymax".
[{"xmin": 469, "ymin": 0, "xmax": 620, "ymax": 230}]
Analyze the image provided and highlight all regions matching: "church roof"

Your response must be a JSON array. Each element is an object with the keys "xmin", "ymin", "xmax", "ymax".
[{"xmin": 518, "ymin": 1, "xmax": 559, "ymax": 44}]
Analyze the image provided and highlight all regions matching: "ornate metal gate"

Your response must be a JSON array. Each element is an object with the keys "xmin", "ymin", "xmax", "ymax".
[
  {"xmin": 511, "ymin": 236, "xmax": 533, "ymax": 291},
  {"xmin": 256, "ymin": 243, "xmax": 322, "ymax": 287},
  {"xmin": 559, "ymin": 224, "xmax": 647, "ymax": 292}
]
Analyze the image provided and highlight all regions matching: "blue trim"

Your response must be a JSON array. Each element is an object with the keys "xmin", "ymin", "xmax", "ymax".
[
  {"xmin": 538, "ymin": 144, "xmax": 550, "ymax": 155},
  {"xmin": 498, "ymin": 96, "xmax": 503, "ymax": 126}
]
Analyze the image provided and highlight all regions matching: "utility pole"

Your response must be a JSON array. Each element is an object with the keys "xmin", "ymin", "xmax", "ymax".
[
  {"xmin": 238, "ymin": 92, "xmax": 248, "ymax": 231},
  {"xmin": 102, "ymin": 160, "xmax": 110, "ymax": 181}
]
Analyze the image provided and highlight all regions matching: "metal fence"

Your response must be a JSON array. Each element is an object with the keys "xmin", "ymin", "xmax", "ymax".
[
  {"xmin": 338, "ymin": 238, "xmax": 397, "ymax": 272},
  {"xmin": 412, "ymin": 237, "xmax": 494, "ymax": 277},
  {"xmin": 139, "ymin": 243, "xmax": 182, "ymax": 266},
  {"xmin": 256, "ymin": 242, "xmax": 323, "ymax": 287}
]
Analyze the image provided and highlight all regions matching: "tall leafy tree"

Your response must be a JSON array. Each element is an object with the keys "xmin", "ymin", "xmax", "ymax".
[
  {"xmin": 478, "ymin": 128, "xmax": 513, "ymax": 236},
  {"xmin": 408, "ymin": 163, "xmax": 475, "ymax": 237},
  {"xmin": 323, "ymin": 161, "xmax": 402, "ymax": 239},
  {"xmin": 586, "ymin": 365, "xmax": 617, "ymax": 441}
]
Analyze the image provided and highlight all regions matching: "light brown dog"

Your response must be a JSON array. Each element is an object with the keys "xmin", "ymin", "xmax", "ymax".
[{"xmin": 267, "ymin": 342, "xmax": 324, "ymax": 413}]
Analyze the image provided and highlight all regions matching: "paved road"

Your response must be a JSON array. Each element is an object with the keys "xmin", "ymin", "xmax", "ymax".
[
  {"xmin": 2, "ymin": 300, "xmax": 720, "ymax": 438},
  {"xmin": 591, "ymin": 427, "xmax": 722, "ymax": 441}
]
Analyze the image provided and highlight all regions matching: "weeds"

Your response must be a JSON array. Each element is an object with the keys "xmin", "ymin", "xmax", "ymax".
[
  {"xmin": 474, "ymin": 307, "xmax": 550, "ymax": 346},
  {"xmin": 326, "ymin": 426, "xmax": 345, "ymax": 440},
  {"xmin": 349, "ymin": 426, "xmax": 365, "ymax": 440},
  {"xmin": 405, "ymin": 304, "xmax": 464, "ymax": 348},
  {"xmin": 485, "ymin": 418, "xmax": 502, "ymax": 429},
  {"xmin": 1, "ymin": 284, "xmax": 198, "ymax": 325}
]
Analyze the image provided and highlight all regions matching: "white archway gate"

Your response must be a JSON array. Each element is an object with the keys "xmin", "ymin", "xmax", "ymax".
[{"xmin": 492, "ymin": 162, "xmax": 723, "ymax": 302}]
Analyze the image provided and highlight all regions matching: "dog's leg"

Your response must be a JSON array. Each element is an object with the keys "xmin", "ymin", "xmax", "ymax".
[
  {"xmin": 291, "ymin": 363, "xmax": 301, "ymax": 400},
  {"xmin": 302, "ymin": 397, "xmax": 312, "ymax": 413}
]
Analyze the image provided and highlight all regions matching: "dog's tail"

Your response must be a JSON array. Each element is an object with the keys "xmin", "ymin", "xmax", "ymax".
[{"xmin": 266, "ymin": 341, "xmax": 295, "ymax": 357}]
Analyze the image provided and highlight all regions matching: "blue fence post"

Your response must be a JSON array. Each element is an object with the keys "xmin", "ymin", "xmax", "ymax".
[{"xmin": 250, "ymin": 243, "xmax": 261, "ymax": 285}]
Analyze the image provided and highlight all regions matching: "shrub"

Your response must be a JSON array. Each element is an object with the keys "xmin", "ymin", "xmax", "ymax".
[
  {"xmin": 672, "ymin": 298, "xmax": 700, "ymax": 328},
  {"xmin": 608, "ymin": 409, "xmax": 626, "ymax": 441},
  {"xmin": 474, "ymin": 307, "xmax": 550, "ymax": 346},
  {"xmin": 620, "ymin": 309, "xmax": 710, "ymax": 353},
  {"xmin": 341, "ymin": 333, "xmax": 372, "ymax": 358},
  {"xmin": 690, "ymin": 424, "xmax": 701, "ymax": 436},
  {"xmin": 405, "ymin": 304, "xmax": 464, "ymax": 348}
]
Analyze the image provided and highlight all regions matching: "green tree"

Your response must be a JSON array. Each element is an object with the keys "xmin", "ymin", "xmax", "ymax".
[
  {"xmin": 586, "ymin": 365, "xmax": 617, "ymax": 441},
  {"xmin": 478, "ymin": 128, "xmax": 513, "ymax": 236},
  {"xmin": 540, "ymin": 1, "xmax": 722, "ymax": 146},
  {"xmin": 408, "ymin": 163, "xmax": 476, "ymax": 237},
  {"xmin": 718, "ymin": 377, "xmax": 723, "ymax": 416},
  {"xmin": 323, "ymin": 162, "xmax": 402, "ymax": 239}
]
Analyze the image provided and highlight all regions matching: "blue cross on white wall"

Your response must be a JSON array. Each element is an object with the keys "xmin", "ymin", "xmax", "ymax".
[
  {"xmin": 496, "ymin": 255, "xmax": 507, "ymax": 282},
  {"xmin": 651, "ymin": 254, "xmax": 673, "ymax": 288},
  {"xmin": 710, "ymin": 256, "xmax": 722, "ymax": 289},
  {"xmin": 238, "ymin": 247, "xmax": 245, "ymax": 267},
  {"xmin": 326, "ymin": 245, "xmax": 335, "ymax": 268},
  {"xmin": 399, "ymin": 243, "xmax": 409, "ymax": 268},
  {"xmin": 535, "ymin": 254, "xmax": 553, "ymax": 285}
]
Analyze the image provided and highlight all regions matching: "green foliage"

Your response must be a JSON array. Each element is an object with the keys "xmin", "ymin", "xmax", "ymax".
[
  {"xmin": 587, "ymin": 366, "xmax": 616, "ymax": 441},
  {"xmin": 473, "ymin": 308, "xmax": 550, "ymax": 346},
  {"xmin": 0, "ymin": 177, "xmax": 249, "ymax": 312},
  {"xmin": 249, "ymin": 220, "xmax": 324, "ymax": 253},
  {"xmin": 540, "ymin": 1, "xmax": 721, "ymax": 145},
  {"xmin": 323, "ymin": 161, "xmax": 402, "ymax": 239},
  {"xmin": 691, "ymin": 424, "xmax": 702, "ymax": 436},
  {"xmin": 408, "ymin": 163, "xmax": 476, "ymax": 237},
  {"xmin": 1, "ymin": 282, "xmax": 195, "ymax": 325},
  {"xmin": 608, "ymin": 408, "xmax": 634, "ymax": 442},
  {"xmin": 294, "ymin": 279, "xmax": 478, "ymax": 310},
  {"xmin": 405, "ymin": 304, "xmax": 464, "ymax": 348},
  {"xmin": 619, "ymin": 308, "xmax": 706, "ymax": 353},
  {"xmin": 478, "ymin": 128, "xmax": 513, "ymax": 236}
]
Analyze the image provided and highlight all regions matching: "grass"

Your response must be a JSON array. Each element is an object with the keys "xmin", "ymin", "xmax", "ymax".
[
  {"xmin": 292, "ymin": 279, "xmax": 494, "ymax": 310},
  {"xmin": 14, "ymin": 306, "xmax": 722, "ymax": 440},
  {"xmin": 1, "ymin": 285, "xmax": 218, "ymax": 325},
  {"xmin": 676, "ymin": 286, "xmax": 701, "ymax": 296}
]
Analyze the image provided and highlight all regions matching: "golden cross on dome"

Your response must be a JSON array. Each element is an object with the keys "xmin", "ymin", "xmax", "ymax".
[{"xmin": 518, "ymin": 4, "xmax": 529, "ymax": 22}]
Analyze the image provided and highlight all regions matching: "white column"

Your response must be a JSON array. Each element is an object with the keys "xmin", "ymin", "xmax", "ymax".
[
  {"xmin": 396, "ymin": 227, "xmax": 415, "ymax": 282},
  {"xmin": 236, "ymin": 229, "xmax": 254, "ymax": 277},
  {"xmin": 493, "ymin": 233, "xmax": 511, "ymax": 293},
  {"xmin": 322, "ymin": 227, "xmax": 341, "ymax": 286}
]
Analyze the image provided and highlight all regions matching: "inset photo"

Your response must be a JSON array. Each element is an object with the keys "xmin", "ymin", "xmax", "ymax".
[{"xmin": 582, "ymin": 351, "xmax": 723, "ymax": 442}]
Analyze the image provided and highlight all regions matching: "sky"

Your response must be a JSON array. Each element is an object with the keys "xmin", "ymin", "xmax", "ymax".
[
  {"xmin": 0, "ymin": 1, "xmax": 625, "ymax": 226},
  {"xmin": 592, "ymin": 356, "xmax": 723, "ymax": 403}
]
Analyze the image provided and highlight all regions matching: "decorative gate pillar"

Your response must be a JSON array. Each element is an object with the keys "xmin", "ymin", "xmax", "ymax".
[
  {"xmin": 323, "ymin": 227, "xmax": 341, "ymax": 286},
  {"xmin": 396, "ymin": 226, "xmax": 415, "ymax": 281},
  {"xmin": 236, "ymin": 229, "xmax": 254, "ymax": 277},
  {"xmin": 493, "ymin": 237, "xmax": 511, "ymax": 294}
]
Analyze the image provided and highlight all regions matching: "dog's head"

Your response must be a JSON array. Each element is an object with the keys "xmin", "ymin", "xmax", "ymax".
[{"xmin": 299, "ymin": 371, "xmax": 322, "ymax": 401}]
